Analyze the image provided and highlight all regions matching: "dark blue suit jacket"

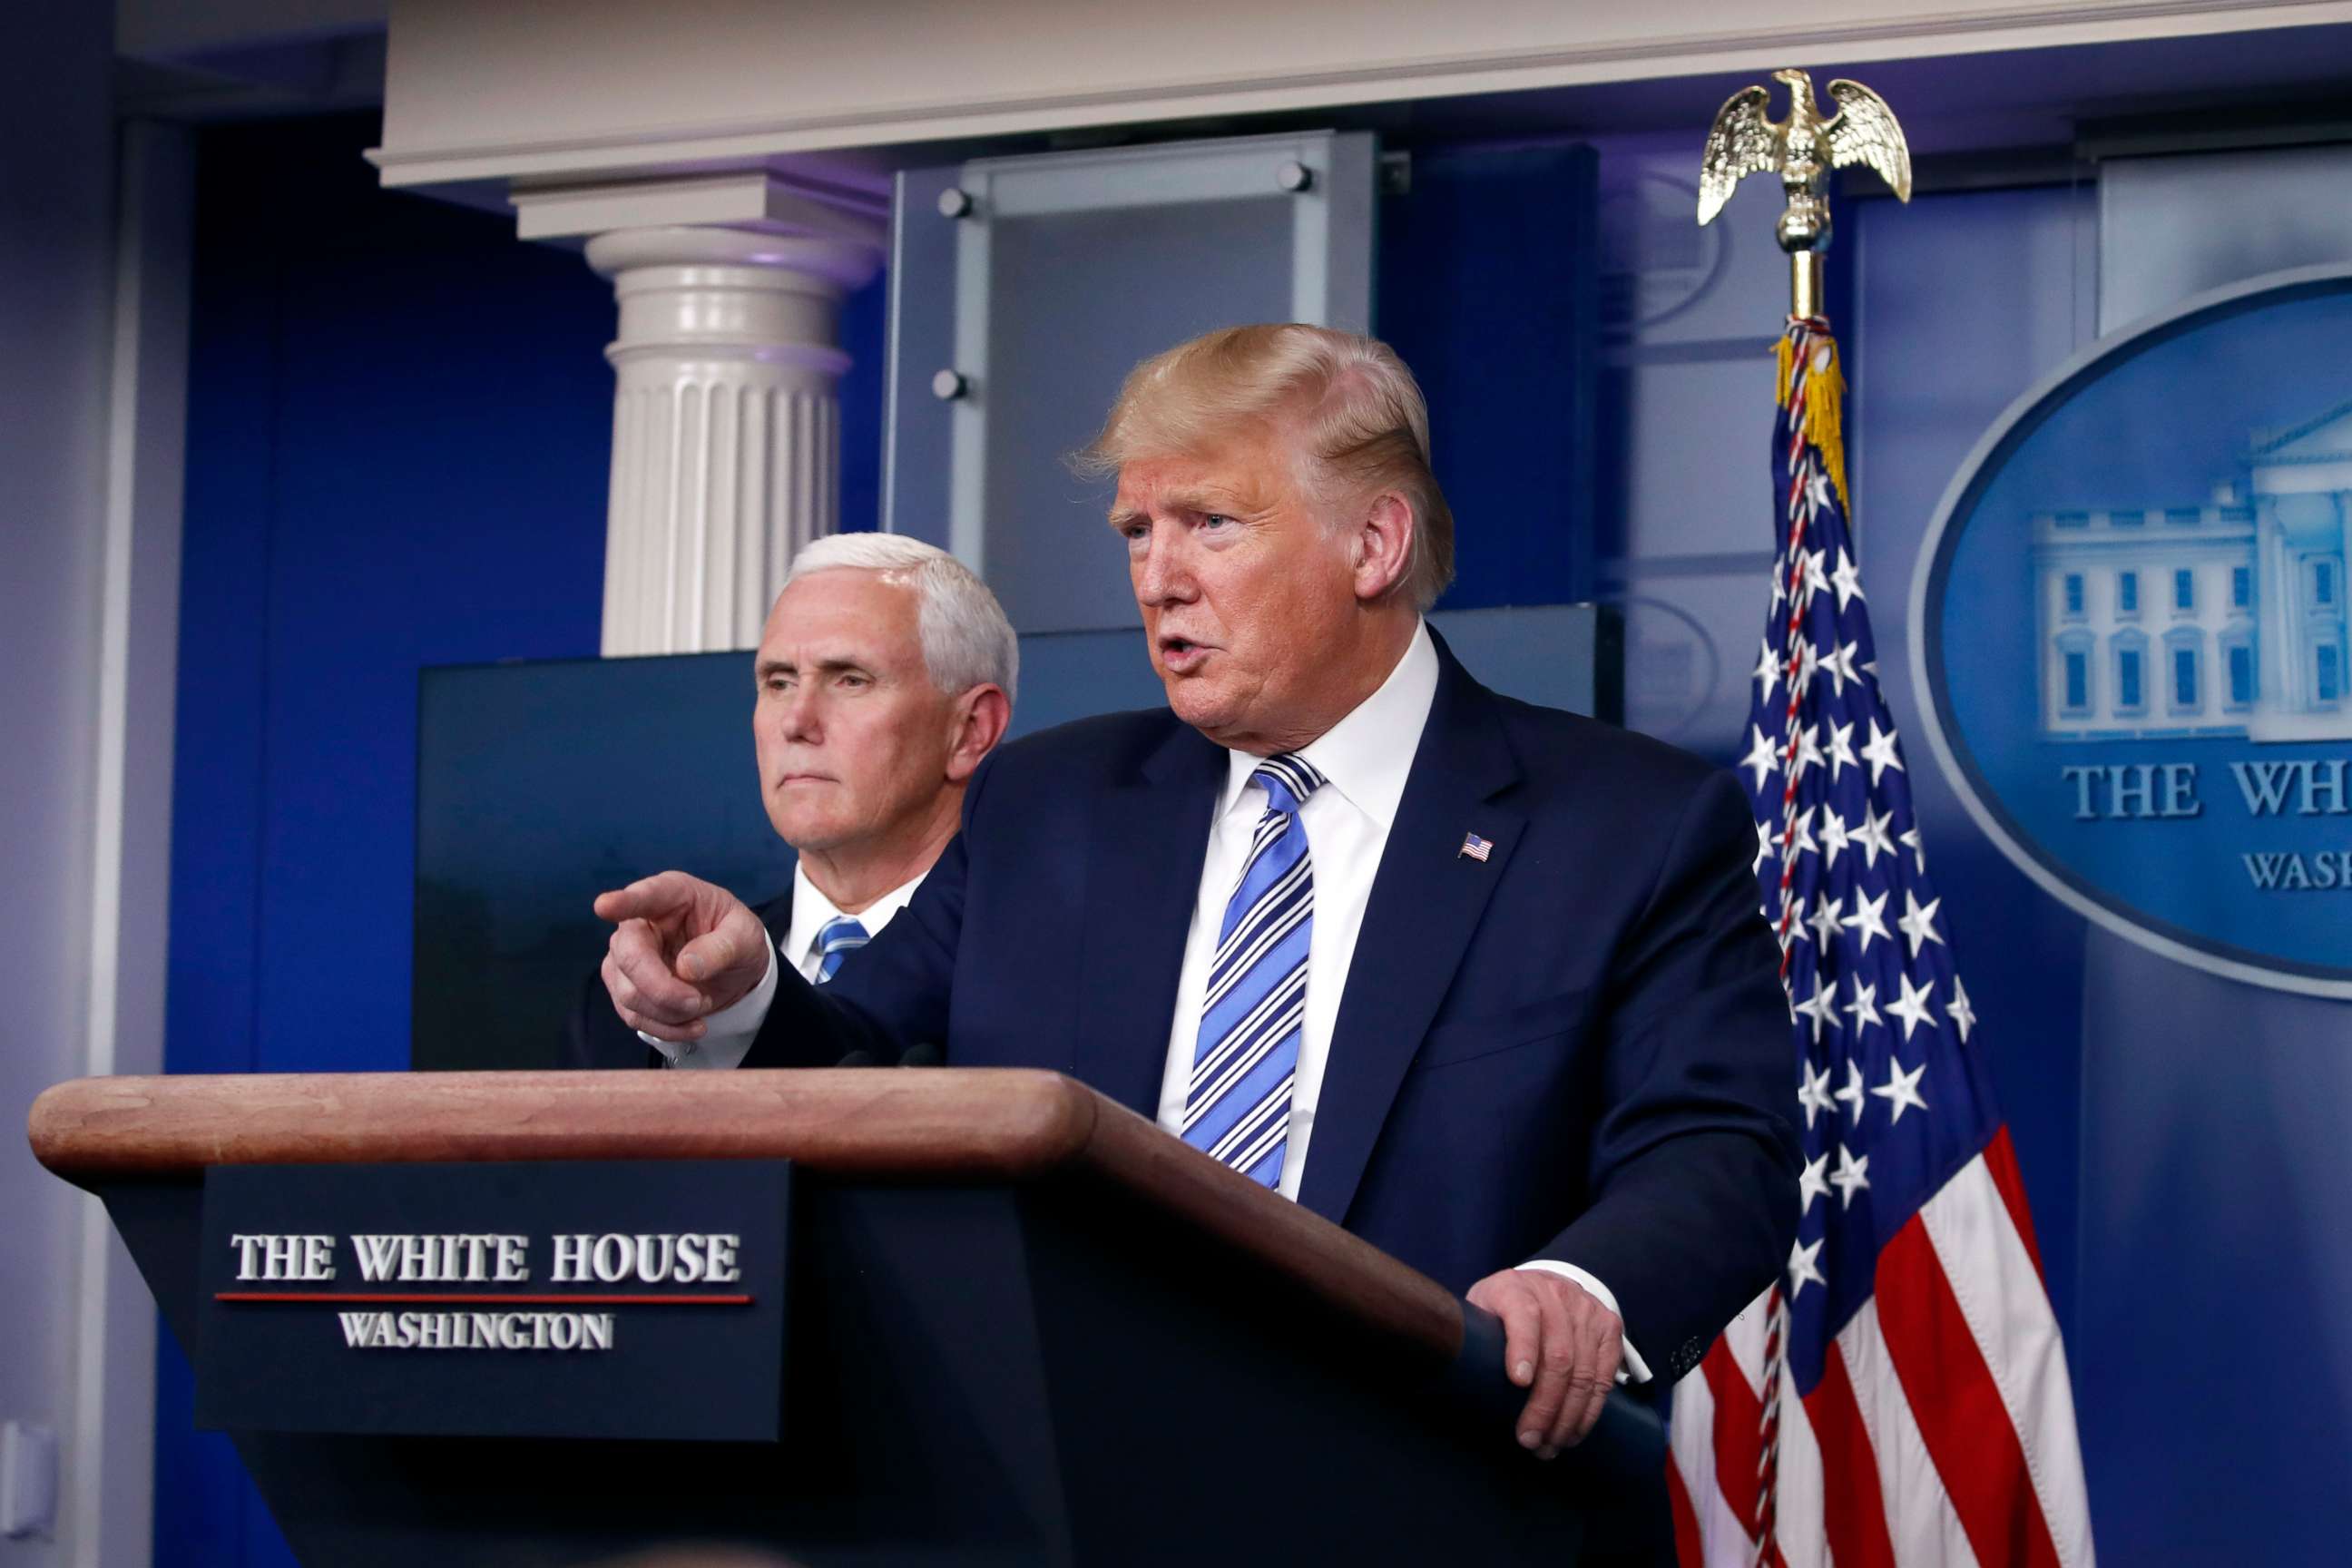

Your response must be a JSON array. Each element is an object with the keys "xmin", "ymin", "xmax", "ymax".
[{"xmin": 747, "ymin": 635, "xmax": 1800, "ymax": 1380}]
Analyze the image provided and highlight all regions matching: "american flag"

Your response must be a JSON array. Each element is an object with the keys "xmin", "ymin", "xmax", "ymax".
[{"xmin": 1666, "ymin": 320, "xmax": 2096, "ymax": 1568}]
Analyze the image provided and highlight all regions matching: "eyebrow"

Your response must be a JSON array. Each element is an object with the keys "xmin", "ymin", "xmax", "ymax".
[
  {"xmin": 755, "ymin": 654, "xmax": 876, "ymax": 680},
  {"xmin": 1106, "ymin": 486, "xmax": 1244, "ymax": 529}
]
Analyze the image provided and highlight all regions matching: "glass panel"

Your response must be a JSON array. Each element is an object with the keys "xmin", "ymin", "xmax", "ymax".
[
  {"xmin": 980, "ymin": 199, "xmax": 1297, "ymax": 632},
  {"xmin": 2233, "ymin": 565, "xmax": 2251, "ymax": 607},
  {"xmin": 2118, "ymin": 572, "xmax": 2136, "ymax": 612},
  {"xmin": 2174, "ymin": 567, "xmax": 2194, "ymax": 608},
  {"xmin": 2321, "ymin": 643, "xmax": 2341, "ymax": 702},
  {"xmin": 887, "ymin": 131, "xmax": 1377, "ymax": 634},
  {"xmin": 2230, "ymin": 643, "xmax": 2254, "ymax": 704},
  {"xmin": 2066, "ymin": 573, "xmax": 2084, "ymax": 613},
  {"xmin": 2174, "ymin": 648, "xmax": 2197, "ymax": 706},
  {"xmin": 2120, "ymin": 649, "xmax": 2142, "ymax": 709},
  {"xmin": 2065, "ymin": 652, "xmax": 2087, "ymax": 709}
]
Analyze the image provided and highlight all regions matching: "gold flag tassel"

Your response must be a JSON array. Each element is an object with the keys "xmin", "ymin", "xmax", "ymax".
[{"xmin": 1792, "ymin": 330, "xmax": 1848, "ymax": 514}]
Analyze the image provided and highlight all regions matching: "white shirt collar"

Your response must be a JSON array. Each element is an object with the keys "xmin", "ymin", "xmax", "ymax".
[
  {"xmin": 1217, "ymin": 619, "xmax": 1440, "ymax": 828},
  {"xmin": 783, "ymin": 860, "xmax": 926, "ymax": 972}
]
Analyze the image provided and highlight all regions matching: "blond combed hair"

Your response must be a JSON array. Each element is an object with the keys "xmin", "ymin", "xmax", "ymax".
[{"xmin": 1077, "ymin": 324, "xmax": 1456, "ymax": 612}]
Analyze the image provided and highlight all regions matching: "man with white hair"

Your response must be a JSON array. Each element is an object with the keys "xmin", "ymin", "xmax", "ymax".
[
  {"xmin": 596, "ymin": 325, "xmax": 1796, "ymax": 1480},
  {"xmin": 568, "ymin": 533, "xmax": 1014, "ymax": 1069}
]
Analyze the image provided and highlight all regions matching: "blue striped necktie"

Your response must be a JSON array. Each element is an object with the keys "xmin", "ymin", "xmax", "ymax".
[
  {"xmin": 1182, "ymin": 754, "xmax": 1327, "ymax": 1188},
  {"xmin": 815, "ymin": 916, "xmax": 869, "ymax": 984}
]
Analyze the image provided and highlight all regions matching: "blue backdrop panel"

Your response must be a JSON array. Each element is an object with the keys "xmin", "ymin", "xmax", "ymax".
[
  {"xmin": 1379, "ymin": 145, "xmax": 1600, "ymax": 610},
  {"xmin": 413, "ymin": 603, "xmax": 1614, "ymax": 1073}
]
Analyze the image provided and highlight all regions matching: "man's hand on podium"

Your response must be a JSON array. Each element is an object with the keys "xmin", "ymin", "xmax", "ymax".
[
  {"xmin": 1466, "ymin": 1267, "xmax": 1624, "ymax": 1460},
  {"xmin": 594, "ymin": 872, "xmax": 772, "ymax": 1044}
]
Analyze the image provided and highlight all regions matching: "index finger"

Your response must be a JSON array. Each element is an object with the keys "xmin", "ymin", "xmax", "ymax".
[{"xmin": 594, "ymin": 871, "xmax": 698, "ymax": 926}]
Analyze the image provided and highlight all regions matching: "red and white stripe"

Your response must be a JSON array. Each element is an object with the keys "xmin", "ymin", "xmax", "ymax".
[{"xmin": 1671, "ymin": 1131, "xmax": 2095, "ymax": 1567}]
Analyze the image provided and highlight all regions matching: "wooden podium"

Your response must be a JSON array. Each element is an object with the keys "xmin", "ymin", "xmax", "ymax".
[{"xmin": 31, "ymin": 1068, "xmax": 1664, "ymax": 1566}]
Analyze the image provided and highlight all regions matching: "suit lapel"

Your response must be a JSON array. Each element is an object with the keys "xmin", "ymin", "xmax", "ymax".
[
  {"xmin": 1072, "ymin": 720, "xmax": 1225, "ymax": 1118},
  {"xmin": 1296, "ymin": 643, "xmax": 1525, "ymax": 1225}
]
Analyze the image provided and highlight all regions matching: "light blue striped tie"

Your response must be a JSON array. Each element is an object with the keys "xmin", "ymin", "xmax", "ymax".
[
  {"xmin": 1182, "ymin": 754, "xmax": 1326, "ymax": 1188},
  {"xmin": 815, "ymin": 916, "xmax": 869, "ymax": 984}
]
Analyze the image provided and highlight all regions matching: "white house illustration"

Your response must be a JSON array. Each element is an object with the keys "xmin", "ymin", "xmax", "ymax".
[{"xmin": 2034, "ymin": 399, "xmax": 2352, "ymax": 742}]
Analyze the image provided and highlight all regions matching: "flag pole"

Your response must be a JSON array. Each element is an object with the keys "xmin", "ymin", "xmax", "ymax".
[
  {"xmin": 1670, "ymin": 74, "xmax": 2094, "ymax": 1568},
  {"xmin": 1694, "ymin": 68, "xmax": 1912, "ymax": 1567}
]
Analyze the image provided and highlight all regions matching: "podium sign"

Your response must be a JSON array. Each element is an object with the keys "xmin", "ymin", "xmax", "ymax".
[{"xmin": 195, "ymin": 1159, "xmax": 791, "ymax": 1441}]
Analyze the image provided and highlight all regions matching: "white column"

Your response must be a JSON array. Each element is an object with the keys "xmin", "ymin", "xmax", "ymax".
[{"xmin": 585, "ymin": 226, "xmax": 879, "ymax": 656}]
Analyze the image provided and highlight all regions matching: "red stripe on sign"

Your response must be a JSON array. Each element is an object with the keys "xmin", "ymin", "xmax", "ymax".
[
  {"xmin": 1801, "ymin": 1340, "xmax": 1898, "ymax": 1568},
  {"xmin": 213, "ymin": 1292, "xmax": 751, "ymax": 1306},
  {"xmin": 1876, "ymin": 1217, "xmax": 2062, "ymax": 1568},
  {"xmin": 1666, "ymin": 1451, "xmax": 1704, "ymax": 1568},
  {"xmin": 1980, "ymin": 1124, "xmax": 2048, "ymax": 1286}
]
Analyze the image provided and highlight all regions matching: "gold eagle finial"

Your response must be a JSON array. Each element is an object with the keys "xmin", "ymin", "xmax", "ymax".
[{"xmin": 1698, "ymin": 68, "xmax": 1912, "ymax": 247}]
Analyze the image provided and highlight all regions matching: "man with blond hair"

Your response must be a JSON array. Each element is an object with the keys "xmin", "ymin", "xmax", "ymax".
[
  {"xmin": 596, "ymin": 325, "xmax": 1798, "ymax": 1474},
  {"xmin": 570, "ymin": 533, "xmax": 1014, "ymax": 1069}
]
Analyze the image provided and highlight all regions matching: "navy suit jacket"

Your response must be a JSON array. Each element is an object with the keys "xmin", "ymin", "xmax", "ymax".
[{"xmin": 746, "ymin": 635, "xmax": 1800, "ymax": 1380}]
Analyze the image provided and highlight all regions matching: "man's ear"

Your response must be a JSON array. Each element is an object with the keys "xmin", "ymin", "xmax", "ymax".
[
  {"xmin": 1352, "ymin": 491, "xmax": 1416, "ymax": 603},
  {"xmin": 946, "ymin": 684, "xmax": 1012, "ymax": 783}
]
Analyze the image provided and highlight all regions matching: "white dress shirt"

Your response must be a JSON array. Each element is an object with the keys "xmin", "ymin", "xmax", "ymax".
[
  {"xmin": 654, "ymin": 629, "xmax": 1646, "ymax": 1377},
  {"xmin": 1150, "ymin": 620, "xmax": 1649, "ymax": 1381},
  {"xmin": 644, "ymin": 861, "xmax": 925, "ymax": 1070}
]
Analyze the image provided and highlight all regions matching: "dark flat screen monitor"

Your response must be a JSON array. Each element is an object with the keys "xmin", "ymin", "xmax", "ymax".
[{"xmin": 413, "ymin": 604, "xmax": 1619, "ymax": 1070}]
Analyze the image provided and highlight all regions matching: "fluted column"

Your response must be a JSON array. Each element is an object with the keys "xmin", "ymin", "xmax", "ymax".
[{"xmin": 586, "ymin": 227, "xmax": 880, "ymax": 656}]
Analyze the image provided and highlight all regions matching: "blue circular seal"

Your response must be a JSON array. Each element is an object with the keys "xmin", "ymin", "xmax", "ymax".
[{"xmin": 1911, "ymin": 263, "xmax": 2352, "ymax": 997}]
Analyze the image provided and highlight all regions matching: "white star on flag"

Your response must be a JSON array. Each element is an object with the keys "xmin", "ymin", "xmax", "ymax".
[
  {"xmin": 1842, "ymin": 887, "xmax": 1891, "ymax": 955},
  {"xmin": 1861, "ymin": 718, "xmax": 1906, "ymax": 784},
  {"xmin": 1787, "ymin": 1236, "xmax": 1828, "ymax": 1298},
  {"xmin": 1897, "ymin": 889, "xmax": 1945, "ymax": 957},
  {"xmin": 1833, "ymin": 1058, "xmax": 1867, "ymax": 1122},
  {"xmin": 1790, "ymin": 720, "xmax": 1826, "ymax": 778},
  {"xmin": 1793, "ymin": 984, "xmax": 1840, "ymax": 1044},
  {"xmin": 1798, "ymin": 1061, "xmax": 1836, "ymax": 1128},
  {"xmin": 1842, "ymin": 977, "xmax": 1883, "ymax": 1032},
  {"xmin": 1818, "ymin": 808, "xmax": 1853, "ymax": 867},
  {"xmin": 1851, "ymin": 802, "xmax": 1897, "ymax": 868},
  {"xmin": 1784, "ymin": 805, "xmax": 1818, "ymax": 862},
  {"xmin": 1828, "ymin": 1143, "xmax": 1871, "ymax": 1208},
  {"xmin": 1818, "ymin": 638, "xmax": 1861, "ymax": 697},
  {"xmin": 1798, "ymin": 546, "xmax": 1830, "ymax": 610},
  {"xmin": 1740, "ymin": 724, "xmax": 1780, "ymax": 791},
  {"xmin": 1798, "ymin": 1152, "xmax": 1830, "ymax": 1214},
  {"xmin": 1824, "ymin": 717, "xmax": 1858, "ymax": 782},
  {"xmin": 1886, "ymin": 971, "xmax": 1939, "ymax": 1040},
  {"xmin": 1807, "ymin": 892, "xmax": 1845, "ymax": 953},
  {"xmin": 1948, "ymin": 976, "xmax": 1977, "ymax": 1042},
  {"xmin": 1829, "ymin": 548, "xmax": 1867, "ymax": 610},
  {"xmin": 1870, "ymin": 1055, "xmax": 1930, "ymax": 1124}
]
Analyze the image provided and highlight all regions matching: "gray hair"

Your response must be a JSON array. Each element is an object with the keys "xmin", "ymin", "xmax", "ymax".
[{"xmin": 782, "ymin": 533, "xmax": 1019, "ymax": 705}]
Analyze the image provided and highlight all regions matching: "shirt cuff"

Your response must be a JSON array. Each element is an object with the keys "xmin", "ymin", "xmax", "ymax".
[
  {"xmin": 640, "ymin": 938, "xmax": 778, "ymax": 1071},
  {"xmin": 1514, "ymin": 1260, "xmax": 1655, "ymax": 1385}
]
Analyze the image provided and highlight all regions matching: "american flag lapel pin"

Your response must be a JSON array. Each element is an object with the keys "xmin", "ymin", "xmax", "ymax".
[{"xmin": 1459, "ymin": 831, "xmax": 1493, "ymax": 863}]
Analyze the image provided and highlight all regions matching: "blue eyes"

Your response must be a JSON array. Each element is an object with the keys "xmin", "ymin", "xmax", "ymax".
[{"xmin": 1121, "ymin": 514, "xmax": 1234, "ymax": 548}]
